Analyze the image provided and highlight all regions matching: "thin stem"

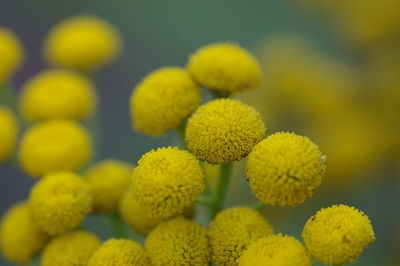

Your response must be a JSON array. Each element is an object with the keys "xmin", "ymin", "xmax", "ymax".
[
  {"xmin": 252, "ymin": 201, "xmax": 267, "ymax": 211},
  {"xmin": 196, "ymin": 195, "xmax": 214, "ymax": 206},
  {"xmin": 175, "ymin": 122, "xmax": 186, "ymax": 149},
  {"xmin": 210, "ymin": 162, "xmax": 232, "ymax": 219},
  {"xmin": 109, "ymin": 213, "xmax": 127, "ymax": 238},
  {"xmin": 210, "ymin": 89, "xmax": 229, "ymax": 99},
  {"xmin": 85, "ymin": 106, "xmax": 101, "ymax": 163}
]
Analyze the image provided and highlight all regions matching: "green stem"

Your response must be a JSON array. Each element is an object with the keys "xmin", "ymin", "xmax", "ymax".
[
  {"xmin": 252, "ymin": 201, "xmax": 267, "ymax": 211},
  {"xmin": 175, "ymin": 122, "xmax": 186, "ymax": 149},
  {"xmin": 0, "ymin": 84, "xmax": 17, "ymax": 110},
  {"xmin": 210, "ymin": 162, "xmax": 232, "ymax": 219},
  {"xmin": 196, "ymin": 195, "xmax": 214, "ymax": 206},
  {"xmin": 85, "ymin": 107, "xmax": 101, "ymax": 162},
  {"xmin": 109, "ymin": 213, "xmax": 127, "ymax": 238},
  {"xmin": 210, "ymin": 89, "xmax": 229, "ymax": 99}
]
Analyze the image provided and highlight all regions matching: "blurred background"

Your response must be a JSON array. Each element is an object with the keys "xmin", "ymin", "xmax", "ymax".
[{"xmin": 1, "ymin": 0, "xmax": 399, "ymax": 265}]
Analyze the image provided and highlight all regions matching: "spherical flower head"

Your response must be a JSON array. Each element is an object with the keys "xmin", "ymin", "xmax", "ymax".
[
  {"xmin": 19, "ymin": 69, "xmax": 97, "ymax": 122},
  {"xmin": 130, "ymin": 67, "xmax": 201, "ymax": 136},
  {"xmin": 84, "ymin": 159, "xmax": 133, "ymax": 212},
  {"xmin": 41, "ymin": 230, "xmax": 100, "ymax": 266},
  {"xmin": 239, "ymin": 234, "xmax": 312, "ymax": 266},
  {"xmin": 18, "ymin": 119, "xmax": 92, "ymax": 177},
  {"xmin": 186, "ymin": 99, "xmax": 266, "ymax": 164},
  {"xmin": 0, "ymin": 27, "xmax": 24, "ymax": 85},
  {"xmin": 131, "ymin": 147, "xmax": 205, "ymax": 217},
  {"xmin": 88, "ymin": 238, "xmax": 149, "ymax": 266},
  {"xmin": 145, "ymin": 217, "xmax": 210, "ymax": 265},
  {"xmin": 29, "ymin": 171, "xmax": 92, "ymax": 235},
  {"xmin": 43, "ymin": 15, "xmax": 122, "ymax": 71},
  {"xmin": 0, "ymin": 106, "xmax": 18, "ymax": 163},
  {"xmin": 302, "ymin": 204, "xmax": 375, "ymax": 265},
  {"xmin": 246, "ymin": 132, "xmax": 326, "ymax": 206},
  {"xmin": 0, "ymin": 202, "xmax": 48, "ymax": 264},
  {"xmin": 119, "ymin": 189, "xmax": 194, "ymax": 235},
  {"xmin": 187, "ymin": 42, "xmax": 262, "ymax": 94},
  {"xmin": 208, "ymin": 206, "xmax": 274, "ymax": 265}
]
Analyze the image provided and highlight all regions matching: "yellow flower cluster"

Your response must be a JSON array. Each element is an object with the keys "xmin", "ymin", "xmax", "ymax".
[
  {"xmin": 302, "ymin": 204, "xmax": 375, "ymax": 265},
  {"xmin": 0, "ymin": 106, "xmax": 18, "ymax": 163},
  {"xmin": 0, "ymin": 27, "xmax": 24, "ymax": 85}
]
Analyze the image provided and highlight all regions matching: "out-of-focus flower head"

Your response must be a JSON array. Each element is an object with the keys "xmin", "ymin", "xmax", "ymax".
[
  {"xmin": 0, "ymin": 106, "xmax": 18, "ymax": 163},
  {"xmin": 0, "ymin": 27, "xmax": 24, "ymax": 85}
]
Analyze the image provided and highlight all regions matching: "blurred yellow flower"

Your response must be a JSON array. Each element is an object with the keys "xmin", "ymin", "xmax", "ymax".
[
  {"xmin": 0, "ymin": 27, "xmax": 24, "ymax": 85},
  {"xmin": 187, "ymin": 42, "xmax": 262, "ymax": 94},
  {"xmin": 302, "ymin": 204, "xmax": 375, "ymax": 265},
  {"xmin": 0, "ymin": 106, "xmax": 18, "ymax": 163},
  {"xmin": 130, "ymin": 67, "xmax": 201, "ymax": 136},
  {"xmin": 186, "ymin": 99, "xmax": 266, "ymax": 164},
  {"xmin": 88, "ymin": 238, "xmax": 149, "ymax": 266},
  {"xmin": 145, "ymin": 217, "xmax": 210, "ymax": 265},
  {"xmin": 18, "ymin": 119, "xmax": 92, "ymax": 177},
  {"xmin": 43, "ymin": 15, "xmax": 122, "ymax": 71},
  {"xmin": 19, "ymin": 69, "xmax": 97, "ymax": 122},
  {"xmin": 29, "ymin": 171, "xmax": 92, "ymax": 235},
  {"xmin": 0, "ymin": 202, "xmax": 48, "ymax": 265},
  {"xmin": 208, "ymin": 206, "xmax": 274, "ymax": 265},
  {"xmin": 130, "ymin": 147, "xmax": 204, "ymax": 217},
  {"xmin": 41, "ymin": 230, "xmax": 100, "ymax": 266}
]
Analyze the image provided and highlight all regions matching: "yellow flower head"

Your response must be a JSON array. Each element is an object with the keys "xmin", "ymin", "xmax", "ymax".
[
  {"xmin": 18, "ymin": 119, "xmax": 92, "ymax": 177},
  {"xmin": 0, "ymin": 27, "xmax": 24, "ymax": 85},
  {"xmin": 246, "ymin": 132, "xmax": 326, "ymax": 206},
  {"xmin": 145, "ymin": 217, "xmax": 210, "ymax": 266},
  {"xmin": 88, "ymin": 238, "xmax": 149, "ymax": 266},
  {"xmin": 0, "ymin": 202, "xmax": 48, "ymax": 265},
  {"xmin": 84, "ymin": 159, "xmax": 133, "ymax": 212},
  {"xmin": 131, "ymin": 147, "xmax": 205, "ymax": 217},
  {"xmin": 0, "ymin": 106, "xmax": 18, "ymax": 163},
  {"xmin": 119, "ymin": 189, "xmax": 194, "ymax": 235},
  {"xmin": 187, "ymin": 42, "xmax": 262, "ymax": 94},
  {"xmin": 19, "ymin": 69, "xmax": 97, "ymax": 122},
  {"xmin": 29, "ymin": 171, "xmax": 92, "ymax": 235},
  {"xmin": 302, "ymin": 204, "xmax": 375, "ymax": 265},
  {"xmin": 239, "ymin": 234, "xmax": 312, "ymax": 266},
  {"xmin": 186, "ymin": 99, "xmax": 266, "ymax": 164},
  {"xmin": 130, "ymin": 67, "xmax": 201, "ymax": 136},
  {"xmin": 43, "ymin": 15, "xmax": 122, "ymax": 71},
  {"xmin": 41, "ymin": 230, "xmax": 100, "ymax": 266},
  {"xmin": 208, "ymin": 206, "xmax": 274, "ymax": 266}
]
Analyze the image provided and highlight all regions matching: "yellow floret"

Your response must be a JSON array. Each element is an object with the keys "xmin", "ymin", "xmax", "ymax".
[
  {"xmin": 19, "ymin": 69, "xmax": 97, "ymax": 122},
  {"xmin": 186, "ymin": 99, "xmax": 266, "ymax": 164},
  {"xmin": 84, "ymin": 159, "xmax": 133, "ymax": 212},
  {"xmin": 302, "ymin": 204, "xmax": 375, "ymax": 265},
  {"xmin": 0, "ymin": 202, "xmax": 48, "ymax": 265},
  {"xmin": 119, "ymin": 189, "xmax": 194, "ymax": 235},
  {"xmin": 131, "ymin": 147, "xmax": 205, "ymax": 217},
  {"xmin": 29, "ymin": 171, "xmax": 92, "ymax": 235},
  {"xmin": 208, "ymin": 206, "xmax": 274, "ymax": 265},
  {"xmin": 239, "ymin": 234, "xmax": 312, "ymax": 266},
  {"xmin": 187, "ymin": 42, "xmax": 262, "ymax": 94},
  {"xmin": 43, "ymin": 15, "xmax": 122, "ymax": 71},
  {"xmin": 18, "ymin": 119, "xmax": 92, "ymax": 177},
  {"xmin": 0, "ymin": 106, "xmax": 18, "ymax": 163},
  {"xmin": 0, "ymin": 27, "xmax": 24, "ymax": 85},
  {"xmin": 88, "ymin": 238, "xmax": 149, "ymax": 266},
  {"xmin": 145, "ymin": 217, "xmax": 210, "ymax": 265},
  {"xmin": 41, "ymin": 230, "xmax": 100, "ymax": 266},
  {"xmin": 246, "ymin": 132, "xmax": 326, "ymax": 206},
  {"xmin": 130, "ymin": 67, "xmax": 201, "ymax": 136}
]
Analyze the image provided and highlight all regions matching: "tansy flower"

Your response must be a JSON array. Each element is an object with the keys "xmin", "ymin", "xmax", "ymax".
[
  {"xmin": 186, "ymin": 99, "xmax": 266, "ymax": 164},
  {"xmin": 119, "ymin": 189, "xmax": 194, "ymax": 235},
  {"xmin": 145, "ymin": 217, "xmax": 210, "ymax": 265},
  {"xmin": 130, "ymin": 147, "xmax": 205, "ymax": 217},
  {"xmin": 19, "ymin": 69, "xmax": 97, "ymax": 122},
  {"xmin": 29, "ymin": 171, "xmax": 92, "ymax": 235},
  {"xmin": 84, "ymin": 159, "xmax": 133, "ymax": 212},
  {"xmin": 246, "ymin": 132, "xmax": 326, "ymax": 206},
  {"xmin": 88, "ymin": 238, "xmax": 149, "ymax": 266},
  {"xmin": 208, "ymin": 206, "xmax": 274, "ymax": 266},
  {"xmin": 0, "ymin": 27, "xmax": 24, "ymax": 85},
  {"xmin": 187, "ymin": 42, "xmax": 262, "ymax": 94},
  {"xmin": 43, "ymin": 15, "xmax": 122, "ymax": 71},
  {"xmin": 130, "ymin": 67, "xmax": 201, "ymax": 136},
  {"xmin": 18, "ymin": 119, "xmax": 92, "ymax": 177},
  {"xmin": 239, "ymin": 234, "xmax": 312, "ymax": 266},
  {"xmin": 0, "ymin": 202, "xmax": 48, "ymax": 265},
  {"xmin": 0, "ymin": 106, "xmax": 18, "ymax": 163},
  {"xmin": 41, "ymin": 230, "xmax": 100, "ymax": 266},
  {"xmin": 302, "ymin": 204, "xmax": 375, "ymax": 265}
]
